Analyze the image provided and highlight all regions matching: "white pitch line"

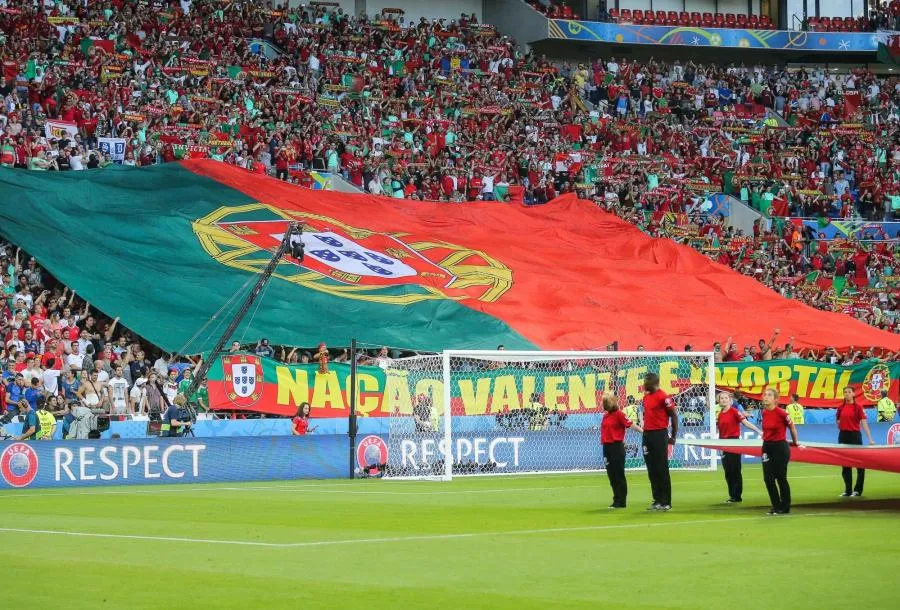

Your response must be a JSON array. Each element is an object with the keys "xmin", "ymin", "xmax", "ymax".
[
  {"xmin": 0, "ymin": 510, "xmax": 870, "ymax": 549},
  {"xmin": 0, "ymin": 474, "xmax": 838, "ymax": 500}
]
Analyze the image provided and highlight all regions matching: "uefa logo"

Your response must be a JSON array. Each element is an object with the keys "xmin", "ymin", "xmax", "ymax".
[
  {"xmin": 0, "ymin": 443, "xmax": 39, "ymax": 487},
  {"xmin": 887, "ymin": 423, "xmax": 900, "ymax": 446},
  {"xmin": 356, "ymin": 435, "xmax": 388, "ymax": 469}
]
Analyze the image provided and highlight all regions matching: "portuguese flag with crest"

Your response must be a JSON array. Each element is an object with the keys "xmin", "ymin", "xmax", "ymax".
[{"xmin": 0, "ymin": 160, "xmax": 899, "ymax": 354}]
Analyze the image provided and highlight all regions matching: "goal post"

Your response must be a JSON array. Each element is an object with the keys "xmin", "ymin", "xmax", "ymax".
[{"xmin": 381, "ymin": 351, "xmax": 717, "ymax": 481}]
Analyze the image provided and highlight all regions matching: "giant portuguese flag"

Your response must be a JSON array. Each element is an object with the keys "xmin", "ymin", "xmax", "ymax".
[{"xmin": 1, "ymin": 160, "xmax": 899, "ymax": 353}]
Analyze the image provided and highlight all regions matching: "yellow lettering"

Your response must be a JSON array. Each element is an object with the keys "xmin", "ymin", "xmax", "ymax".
[
  {"xmin": 834, "ymin": 371, "xmax": 852, "ymax": 397},
  {"xmin": 766, "ymin": 365, "xmax": 793, "ymax": 397},
  {"xmin": 625, "ymin": 366, "xmax": 648, "ymax": 402},
  {"xmin": 384, "ymin": 370, "xmax": 413, "ymax": 414},
  {"xmin": 659, "ymin": 361, "xmax": 678, "ymax": 394},
  {"xmin": 415, "ymin": 380, "xmax": 444, "ymax": 415},
  {"xmin": 739, "ymin": 366, "xmax": 766, "ymax": 396},
  {"xmin": 794, "ymin": 365, "xmax": 818, "ymax": 397},
  {"xmin": 596, "ymin": 372, "xmax": 612, "ymax": 392},
  {"xmin": 809, "ymin": 368, "xmax": 836, "ymax": 400},
  {"xmin": 275, "ymin": 367, "xmax": 309, "ymax": 407},
  {"xmin": 310, "ymin": 371, "xmax": 344, "ymax": 410},
  {"xmin": 521, "ymin": 376, "xmax": 536, "ymax": 405},
  {"xmin": 458, "ymin": 378, "xmax": 492, "ymax": 415},
  {"xmin": 354, "ymin": 373, "xmax": 381, "ymax": 415},
  {"xmin": 491, "ymin": 375, "xmax": 520, "ymax": 412},
  {"xmin": 716, "ymin": 365, "xmax": 738, "ymax": 389},
  {"xmin": 568, "ymin": 374, "xmax": 596, "ymax": 411},
  {"xmin": 544, "ymin": 376, "xmax": 565, "ymax": 410}
]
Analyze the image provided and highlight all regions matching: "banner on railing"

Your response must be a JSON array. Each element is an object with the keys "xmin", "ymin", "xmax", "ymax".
[{"xmin": 207, "ymin": 356, "xmax": 899, "ymax": 417}]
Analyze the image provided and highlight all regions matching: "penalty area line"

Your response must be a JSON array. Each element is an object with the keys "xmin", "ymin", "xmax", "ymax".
[{"xmin": 0, "ymin": 510, "xmax": 864, "ymax": 549}]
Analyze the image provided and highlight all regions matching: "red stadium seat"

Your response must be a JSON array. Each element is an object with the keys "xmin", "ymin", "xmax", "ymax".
[
  {"xmin": 737, "ymin": 14, "xmax": 748, "ymax": 27},
  {"xmin": 632, "ymin": 9, "xmax": 642, "ymax": 21},
  {"xmin": 608, "ymin": 8, "xmax": 619, "ymax": 21},
  {"xmin": 667, "ymin": 11, "xmax": 678, "ymax": 23},
  {"xmin": 561, "ymin": 5, "xmax": 573, "ymax": 18},
  {"xmin": 725, "ymin": 13, "xmax": 737, "ymax": 25},
  {"xmin": 620, "ymin": 8, "xmax": 631, "ymax": 22},
  {"xmin": 702, "ymin": 12, "xmax": 714, "ymax": 26},
  {"xmin": 644, "ymin": 11, "xmax": 656, "ymax": 24},
  {"xmin": 748, "ymin": 14, "xmax": 759, "ymax": 26},
  {"xmin": 820, "ymin": 17, "xmax": 832, "ymax": 31},
  {"xmin": 679, "ymin": 14, "xmax": 691, "ymax": 26},
  {"xmin": 691, "ymin": 11, "xmax": 701, "ymax": 22},
  {"xmin": 679, "ymin": 11, "xmax": 689, "ymax": 22},
  {"xmin": 714, "ymin": 13, "xmax": 726, "ymax": 27},
  {"xmin": 760, "ymin": 15, "xmax": 772, "ymax": 26}
]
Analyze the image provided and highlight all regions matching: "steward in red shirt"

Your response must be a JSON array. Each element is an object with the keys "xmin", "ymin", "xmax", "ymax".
[
  {"xmin": 601, "ymin": 393, "xmax": 643, "ymax": 509},
  {"xmin": 641, "ymin": 373, "xmax": 677, "ymax": 511},
  {"xmin": 716, "ymin": 392, "xmax": 761, "ymax": 503},
  {"xmin": 292, "ymin": 402, "xmax": 317, "ymax": 436},
  {"xmin": 836, "ymin": 387, "xmax": 875, "ymax": 497},
  {"xmin": 760, "ymin": 387, "xmax": 799, "ymax": 515}
]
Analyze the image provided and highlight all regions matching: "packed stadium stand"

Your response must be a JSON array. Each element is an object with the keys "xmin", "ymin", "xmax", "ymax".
[{"xmin": 1, "ymin": 0, "xmax": 900, "ymax": 401}]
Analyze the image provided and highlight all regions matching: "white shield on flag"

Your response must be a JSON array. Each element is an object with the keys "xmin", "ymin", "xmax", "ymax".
[{"xmin": 231, "ymin": 363, "xmax": 257, "ymax": 398}]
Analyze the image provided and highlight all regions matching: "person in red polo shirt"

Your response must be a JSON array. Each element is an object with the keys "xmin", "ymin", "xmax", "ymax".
[
  {"xmin": 761, "ymin": 387, "xmax": 799, "ymax": 515},
  {"xmin": 601, "ymin": 392, "xmax": 644, "ymax": 509},
  {"xmin": 836, "ymin": 387, "xmax": 875, "ymax": 498},
  {"xmin": 717, "ymin": 391, "xmax": 761, "ymax": 504},
  {"xmin": 292, "ymin": 402, "xmax": 317, "ymax": 436},
  {"xmin": 641, "ymin": 373, "xmax": 678, "ymax": 511}
]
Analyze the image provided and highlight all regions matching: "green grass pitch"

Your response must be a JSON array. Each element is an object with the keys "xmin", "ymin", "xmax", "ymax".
[{"xmin": 1, "ymin": 463, "xmax": 897, "ymax": 610}]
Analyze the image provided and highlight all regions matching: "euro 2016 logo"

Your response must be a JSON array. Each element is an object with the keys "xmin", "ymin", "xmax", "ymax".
[{"xmin": 0, "ymin": 443, "xmax": 39, "ymax": 487}]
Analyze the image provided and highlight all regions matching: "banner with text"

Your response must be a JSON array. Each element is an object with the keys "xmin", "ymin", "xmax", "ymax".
[{"xmin": 208, "ymin": 355, "xmax": 898, "ymax": 417}]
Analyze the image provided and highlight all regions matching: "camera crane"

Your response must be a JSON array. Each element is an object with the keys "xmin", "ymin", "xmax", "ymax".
[{"xmin": 179, "ymin": 221, "xmax": 304, "ymax": 416}]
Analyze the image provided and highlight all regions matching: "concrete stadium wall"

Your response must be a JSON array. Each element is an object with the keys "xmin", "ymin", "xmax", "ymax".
[{"xmin": 483, "ymin": 0, "xmax": 549, "ymax": 50}]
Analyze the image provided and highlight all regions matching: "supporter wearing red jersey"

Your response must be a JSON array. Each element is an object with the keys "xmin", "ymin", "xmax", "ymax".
[
  {"xmin": 601, "ymin": 392, "xmax": 643, "ymax": 509},
  {"xmin": 716, "ymin": 391, "xmax": 761, "ymax": 503},
  {"xmin": 292, "ymin": 402, "xmax": 317, "ymax": 436},
  {"xmin": 836, "ymin": 387, "xmax": 875, "ymax": 497},
  {"xmin": 761, "ymin": 387, "xmax": 799, "ymax": 515},
  {"xmin": 641, "ymin": 373, "xmax": 677, "ymax": 511}
]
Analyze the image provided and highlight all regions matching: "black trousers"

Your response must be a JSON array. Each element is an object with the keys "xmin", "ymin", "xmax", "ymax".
[
  {"xmin": 721, "ymin": 451, "xmax": 743, "ymax": 501},
  {"xmin": 762, "ymin": 441, "xmax": 791, "ymax": 512},
  {"xmin": 838, "ymin": 430, "xmax": 865, "ymax": 494},
  {"xmin": 643, "ymin": 429, "xmax": 671, "ymax": 506},
  {"xmin": 603, "ymin": 442, "xmax": 627, "ymax": 506}
]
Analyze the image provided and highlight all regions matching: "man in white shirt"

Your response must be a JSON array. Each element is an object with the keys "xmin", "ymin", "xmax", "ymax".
[
  {"xmin": 108, "ymin": 365, "xmax": 130, "ymax": 415},
  {"xmin": 41, "ymin": 358, "xmax": 61, "ymax": 395},
  {"xmin": 21, "ymin": 357, "xmax": 42, "ymax": 387},
  {"xmin": 66, "ymin": 342, "xmax": 85, "ymax": 371}
]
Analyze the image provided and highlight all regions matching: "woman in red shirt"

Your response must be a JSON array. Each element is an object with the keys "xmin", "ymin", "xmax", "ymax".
[
  {"xmin": 836, "ymin": 387, "xmax": 875, "ymax": 497},
  {"xmin": 716, "ymin": 391, "xmax": 761, "ymax": 504},
  {"xmin": 761, "ymin": 387, "xmax": 799, "ymax": 515},
  {"xmin": 292, "ymin": 402, "xmax": 316, "ymax": 436},
  {"xmin": 601, "ymin": 393, "xmax": 643, "ymax": 509}
]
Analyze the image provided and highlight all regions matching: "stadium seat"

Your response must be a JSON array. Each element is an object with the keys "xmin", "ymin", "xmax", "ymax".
[
  {"xmin": 820, "ymin": 17, "xmax": 832, "ymax": 31},
  {"xmin": 760, "ymin": 14, "xmax": 772, "ymax": 27},
  {"xmin": 632, "ymin": 9, "xmax": 643, "ymax": 23},
  {"xmin": 679, "ymin": 14, "xmax": 691, "ymax": 26},
  {"xmin": 714, "ymin": 13, "xmax": 725, "ymax": 27},
  {"xmin": 737, "ymin": 14, "xmax": 748, "ymax": 27},
  {"xmin": 748, "ymin": 14, "xmax": 759, "ymax": 27},
  {"xmin": 725, "ymin": 13, "xmax": 737, "ymax": 27},
  {"xmin": 702, "ymin": 12, "xmax": 713, "ymax": 26},
  {"xmin": 644, "ymin": 11, "xmax": 656, "ymax": 24},
  {"xmin": 608, "ymin": 8, "xmax": 619, "ymax": 21},
  {"xmin": 807, "ymin": 16, "xmax": 819, "ymax": 30},
  {"xmin": 561, "ymin": 5, "xmax": 573, "ymax": 18},
  {"xmin": 690, "ymin": 11, "xmax": 701, "ymax": 22},
  {"xmin": 665, "ymin": 11, "xmax": 677, "ymax": 24},
  {"xmin": 620, "ymin": 8, "xmax": 631, "ymax": 22}
]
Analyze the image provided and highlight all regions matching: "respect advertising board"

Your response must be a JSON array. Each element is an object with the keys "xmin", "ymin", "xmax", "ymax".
[
  {"xmin": 355, "ymin": 422, "xmax": 900, "ymax": 475},
  {"xmin": 0, "ymin": 436, "xmax": 347, "ymax": 489}
]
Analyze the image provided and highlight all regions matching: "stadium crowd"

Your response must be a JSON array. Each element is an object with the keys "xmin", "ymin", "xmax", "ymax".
[{"xmin": 2, "ymin": 0, "xmax": 900, "ymax": 430}]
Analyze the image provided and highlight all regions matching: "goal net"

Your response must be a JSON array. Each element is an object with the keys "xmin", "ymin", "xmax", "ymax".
[{"xmin": 381, "ymin": 351, "xmax": 716, "ymax": 481}]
